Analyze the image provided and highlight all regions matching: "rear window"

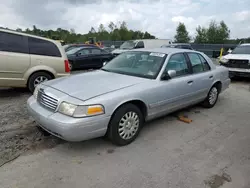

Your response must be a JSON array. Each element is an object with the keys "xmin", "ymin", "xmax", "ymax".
[
  {"xmin": 28, "ymin": 37, "xmax": 61, "ymax": 57},
  {"xmin": 0, "ymin": 31, "xmax": 29, "ymax": 54}
]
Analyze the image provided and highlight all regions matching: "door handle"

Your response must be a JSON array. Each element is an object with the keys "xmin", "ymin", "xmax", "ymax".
[
  {"xmin": 187, "ymin": 80, "xmax": 193, "ymax": 84},
  {"xmin": 209, "ymin": 75, "xmax": 214, "ymax": 79}
]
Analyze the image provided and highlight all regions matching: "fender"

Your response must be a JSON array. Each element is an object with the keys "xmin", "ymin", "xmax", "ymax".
[{"xmin": 23, "ymin": 65, "xmax": 56, "ymax": 84}]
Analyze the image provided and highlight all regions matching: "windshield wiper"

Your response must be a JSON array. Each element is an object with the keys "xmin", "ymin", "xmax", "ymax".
[{"xmin": 101, "ymin": 68, "xmax": 111, "ymax": 72}]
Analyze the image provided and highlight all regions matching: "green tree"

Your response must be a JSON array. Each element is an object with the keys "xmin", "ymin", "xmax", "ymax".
[
  {"xmin": 16, "ymin": 20, "xmax": 156, "ymax": 43},
  {"xmin": 194, "ymin": 26, "xmax": 208, "ymax": 43},
  {"xmin": 174, "ymin": 22, "xmax": 190, "ymax": 43},
  {"xmin": 194, "ymin": 20, "xmax": 230, "ymax": 44}
]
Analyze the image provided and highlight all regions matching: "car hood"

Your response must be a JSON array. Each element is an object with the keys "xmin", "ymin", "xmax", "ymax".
[
  {"xmin": 42, "ymin": 70, "xmax": 146, "ymax": 101},
  {"xmin": 223, "ymin": 54, "xmax": 250, "ymax": 60}
]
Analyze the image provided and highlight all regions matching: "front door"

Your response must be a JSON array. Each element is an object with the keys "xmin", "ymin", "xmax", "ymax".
[
  {"xmin": 75, "ymin": 48, "xmax": 92, "ymax": 69},
  {"xmin": 148, "ymin": 53, "xmax": 195, "ymax": 118}
]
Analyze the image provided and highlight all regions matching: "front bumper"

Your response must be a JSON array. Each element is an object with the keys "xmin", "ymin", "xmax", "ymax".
[
  {"xmin": 27, "ymin": 96, "xmax": 111, "ymax": 142},
  {"xmin": 227, "ymin": 68, "xmax": 250, "ymax": 78}
]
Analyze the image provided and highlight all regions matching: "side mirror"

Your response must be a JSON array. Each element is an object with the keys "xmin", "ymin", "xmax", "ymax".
[
  {"xmin": 168, "ymin": 70, "xmax": 177, "ymax": 78},
  {"xmin": 161, "ymin": 70, "xmax": 176, "ymax": 80}
]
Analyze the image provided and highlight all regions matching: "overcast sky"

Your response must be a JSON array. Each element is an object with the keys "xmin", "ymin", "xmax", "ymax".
[{"xmin": 0, "ymin": 0, "xmax": 250, "ymax": 39}]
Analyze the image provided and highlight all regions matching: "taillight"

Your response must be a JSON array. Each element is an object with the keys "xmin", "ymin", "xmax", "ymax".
[{"xmin": 64, "ymin": 60, "xmax": 70, "ymax": 73}]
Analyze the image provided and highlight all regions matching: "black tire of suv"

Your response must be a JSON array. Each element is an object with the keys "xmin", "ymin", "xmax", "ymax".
[{"xmin": 28, "ymin": 72, "xmax": 52, "ymax": 93}]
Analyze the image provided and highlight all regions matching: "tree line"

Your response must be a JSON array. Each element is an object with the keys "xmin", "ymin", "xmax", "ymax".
[
  {"xmin": 174, "ymin": 20, "xmax": 250, "ymax": 44},
  {"xmin": 3, "ymin": 20, "xmax": 249, "ymax": 44},
  {"xmin": 13, "ymin": 21, "xmax": 155, "ymax": 44}
]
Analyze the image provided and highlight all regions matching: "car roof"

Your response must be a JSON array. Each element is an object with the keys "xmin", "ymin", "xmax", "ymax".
[
  {"xmin": 131, "ymin": 47, "xmax": 196, "ymax": 54},
  {"xmin": 0, "ymin": 28, "xmax": 59, "ymax": 44},
  {"xmin": 240, "ymin": 43, "xmax": 250, "ymax": 46}
]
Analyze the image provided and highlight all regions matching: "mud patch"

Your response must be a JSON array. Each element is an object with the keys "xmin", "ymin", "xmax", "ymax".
[
  {"xmin": 0, "ymin": 89, "xmax": 63, "ymax": 167},
  {"xmin": 204, "ymin": 173, "xmax": 232, "ymax": 188}
]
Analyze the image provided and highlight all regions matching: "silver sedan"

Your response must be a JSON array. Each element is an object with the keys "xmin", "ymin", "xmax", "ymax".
[{"xmin": 27, "ymin": 48, "xmax": 230, "ymax": 146}]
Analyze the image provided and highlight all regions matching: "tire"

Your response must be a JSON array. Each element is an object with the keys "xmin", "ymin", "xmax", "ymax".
[
  {"xmin": 28, "ymin": 72, "xmax": 52, "ymax": 93},
  {"xmin": 69, "ymin": 61, "xmax": 74, "ymax": 71},
  {"xmin": 202, "ymin": 85, "xmax": 219, "ymax": 108},
  {"xmin": 108, "ymin": 104, "xmax": 144, "ymax": 146}
]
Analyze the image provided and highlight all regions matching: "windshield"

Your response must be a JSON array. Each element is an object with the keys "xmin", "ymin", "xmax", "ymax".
[
  {"xmin": 231, "ymin": 46, "xmax": 250, "ymax": 54},
  {"xmin": 101, "ymin": 51, "xmax": 166, "ymax": 79},
  {"xmin": 66, "ymin": 47, "xmax": 83, "ymax": 55},
  {"xmin": 120, "ymin": 41, "xmax": 136, "ymax": 49}
]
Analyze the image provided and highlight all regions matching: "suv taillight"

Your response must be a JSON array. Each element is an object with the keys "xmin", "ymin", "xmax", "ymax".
[{"xmin": 64, "ymin": 60, "xmax": 70, "ymax": 73}]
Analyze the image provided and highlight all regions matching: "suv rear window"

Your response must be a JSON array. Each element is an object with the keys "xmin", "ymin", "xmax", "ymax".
[
  {"xmin": 28, "ymin": 37, "xmax": 61, "ymax": 57},
  {"xmin": 0, "ymin": 31, "xmax": 29, "ymax": 54}
]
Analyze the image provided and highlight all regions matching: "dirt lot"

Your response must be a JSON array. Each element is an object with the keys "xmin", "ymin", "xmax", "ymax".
[{"xmin": 0, "ymin": 88, "xmax": 63, "ymax": 167}]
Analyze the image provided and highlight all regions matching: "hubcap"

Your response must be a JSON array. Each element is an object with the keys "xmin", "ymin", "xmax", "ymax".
[
  {"xmin": 209, "ymin": 87, "xmax": 218, "ymax": 105},
  {"xmin": 118, "ymin": 111, "xmax": 139, "ymax": 140},
  {"xmin": 34, "ymin": 76, "xmax": 48, "ymax": 87}
]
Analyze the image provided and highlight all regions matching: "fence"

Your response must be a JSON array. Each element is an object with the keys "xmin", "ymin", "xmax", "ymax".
[{"xmin": 100, "ymin": 41, "xmax": 238, "ymax": 58}]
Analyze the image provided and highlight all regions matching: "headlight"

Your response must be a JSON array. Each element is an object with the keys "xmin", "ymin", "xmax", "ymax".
[
  {"xmin": 33, "ymin": 86, "xmax": 39, "ymax": 100},
  {"xmin": 58, "ymin": 102, "xmax": 104, "ymax": 117},
  {"xmin": 220, "ymin": 57, "xmax": 229, "ymax": 63}
]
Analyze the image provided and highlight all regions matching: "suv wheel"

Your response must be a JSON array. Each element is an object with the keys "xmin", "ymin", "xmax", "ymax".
[{"xmin": 28, "ymin": 72, "xmax": 52, "ymax": 92}]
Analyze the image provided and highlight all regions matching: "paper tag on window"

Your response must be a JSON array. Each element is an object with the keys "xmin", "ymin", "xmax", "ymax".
[{"xmin": 149, "ymin": 53, "xmax": 165, "ymax": 57}]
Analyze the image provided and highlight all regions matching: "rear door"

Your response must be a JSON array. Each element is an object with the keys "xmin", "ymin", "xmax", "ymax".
[
  {"xmin": 185, "ymin": 52, "xmax": 213, "ymax": 100},
  {"xmin": 0, "ymin": 31, "xmax": 30, "ymax": 87},
  {"xmin": 90, "ymin": 48, "xmax": 104, "ymax": 68}
]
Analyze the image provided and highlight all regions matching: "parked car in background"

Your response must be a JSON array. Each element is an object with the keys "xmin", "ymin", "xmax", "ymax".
[
  {"xmin": 161, "ymin": 43, "xmax": 194, "ymax": 50},
  {"xmin": 112, "ymin": 39, "xmax": 172, "ymax": 56},
  {"xmin": 63, "ymin": 44, "xmax": 99, "ymax": 52},
  {"xmin": 66, "ymin": 46, "xmax": 114, "ymax": 70},
  {"xmin": 0, "ymin": 28, "xmax": 70, "ymax": 92},
  {"xmin": 27, "ymin": 48, "xmax": 230, "ymax": 146},
  {"xmin": 219, "ymin": 43, "xmax": 250, "ymax": 78}
]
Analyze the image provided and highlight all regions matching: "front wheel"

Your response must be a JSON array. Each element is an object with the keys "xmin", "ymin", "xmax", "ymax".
[
  {"xmin": 108, "ymin": 104, "xmax": 144, "ymax": 146},
  {"xmin": 202, "ymin": 85, "xmax": 219, "ymax": 108}
]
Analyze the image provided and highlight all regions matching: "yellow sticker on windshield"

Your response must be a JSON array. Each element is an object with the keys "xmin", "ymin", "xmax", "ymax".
[{"xmin": 149, "ymin": 53, "xmax": 165, "ymax": 57}]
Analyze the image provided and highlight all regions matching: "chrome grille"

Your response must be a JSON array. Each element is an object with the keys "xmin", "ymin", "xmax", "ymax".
[{"xmin": 37, "ymin": 90, "xmax": 58, "ymax": 111}]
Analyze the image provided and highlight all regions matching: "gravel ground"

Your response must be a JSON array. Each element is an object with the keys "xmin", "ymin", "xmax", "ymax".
[{"xmin": 0, "ymin": 88, "xmax": 63, "ymax": 167}]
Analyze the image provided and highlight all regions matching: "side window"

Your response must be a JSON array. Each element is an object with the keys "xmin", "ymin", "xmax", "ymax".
[
  {"xmin": 135, "ymin": 41, "xmax": 144, "ymax": 48},
  {"xmin": 165, "ymin": 53, "xmax": 189, "ymax": 77},
  {"xmin": 198, "ymin": 54, "xmax": 211, "ymax": 71},
  {"xmin": 28, "ymin": 37, "xmax": 61, "ymax": 57},
  {"xmin": 0, "ymin": 31, "xmax": 28, "ymax": 54},
  {"xmin": 187, "ymin": 53, "xmax": 204, "ymax": 73},
  {"xmin": 91, "ymin": 49, "xmax": 101, "ymax": 54},
  {"xmin": 78, "ymin": 49, "xmax": 90, "ymax": 55}
]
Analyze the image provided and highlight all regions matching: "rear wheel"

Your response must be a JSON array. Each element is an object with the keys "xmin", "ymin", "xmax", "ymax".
[
  {"xmin": 202, "ymin": 85, "xmax": 219, "ymax": 108},
  {"xmin": 108, "ymin": 104, "xmax": 144, "ymax": 146},
  {"xmin": 28, "ymin": 72, "xmax": 52, "ymax": 92},
  {"xmin": 69, "ymin": 61, "xmax": 74, "ymax": 71}
]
